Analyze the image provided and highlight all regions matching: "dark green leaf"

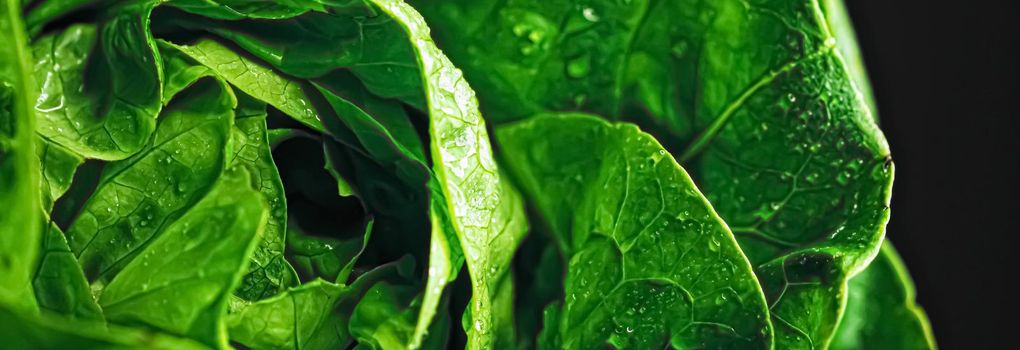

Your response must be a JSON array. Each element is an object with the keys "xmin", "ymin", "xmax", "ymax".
[
  {"xmin": 419, "ymin": 1, "xmax": 895, "ymax": 347},
  {"xmin": 287, "ymin": 220, "xmax": 372, "ymax": 284},
  {"xmin": 830, "ymin": 241, "xmax": 936, "ymax": 350},
  {"xmin": 166, "ymin": 0, "xmax": 325, "ymax": 20},
  {"xmin": 350, "ymin": 281, "xmax": 450, "ymax": 350},
  {"xmin": 496, "ymin": 114, "xmax": 771, "ymax": 349}
]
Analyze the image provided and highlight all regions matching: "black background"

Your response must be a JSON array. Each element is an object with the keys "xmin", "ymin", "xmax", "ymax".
[{"xmin": 846, "ymin": 1, "xmax": 1018, "ymax": 347}]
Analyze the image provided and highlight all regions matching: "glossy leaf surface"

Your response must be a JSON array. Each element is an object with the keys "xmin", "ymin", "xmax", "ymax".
[
  {"xmin": 830, "ymin": 241, "xmax": 936, "ymax": 350},
  {"xmin": 497, "ymin": 114, "xmax": 771, "ymax": 349},
  {"xmin": 417, "ymin": 1, "xmax": 897, "ymax": 347}
]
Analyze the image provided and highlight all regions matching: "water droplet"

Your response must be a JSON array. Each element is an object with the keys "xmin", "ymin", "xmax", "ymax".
[
  {"xmin": 671, "ymin": 40, "xmax": 689, "ymax": 58},
  {"xmin": 565, "ymin": 55, "xmax": 592, "ymax": 79},
  {"xmin": 715, "ymin": 293, "xmax": 728, "ymax": 305},
  {"xmin": 836, "ymin": 171, "xmax": 851, "ymax": 185}
]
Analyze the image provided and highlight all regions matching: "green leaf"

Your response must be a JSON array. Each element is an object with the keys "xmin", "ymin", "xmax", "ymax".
[
  {"xmin": 820, "ymin": 0, "xmax": 877, "ymax": 116},
  {"xmin": 411, "ymin": 201, "xmax": 462, "ymax": 349},
  {"xmin": 228, "ymin": 256, "xmax": 416, "ymax": 350},
  {"xmin": 99, "ymin": 167, "xmax": 268, "ymax": 349},
  {"xmin": 314, "ymin": 71, "xmax": 426, "ymax": 165},
  {"xmin": 419, "ymin": 1, "xmax": 895, "ymax": 347},
  {"xmin": 368, "ymin": 1, "xmax": 530, "ymax": 348},
  {"xmin": 66, "ymin": 65, "xmax": 236, "ymax": 285},
  {"xmin": 158, "ymin": 3, "xmax": 426, "ymax": 108},
  {"xmin": 166, "ymin": 0, "xmax": 326, "ymax": 20},
  {"xmin": 156, "ymin": 9, "xmax": 467, "ymax": 347},
  {"xmin": 33, "ymin": 222, "xmax": 104, "ymax": 320},
  {"xmin": 323, "ymin": 144, "xmax": 357, "ymax": 197},
  {"xmin": 0, "ymin": 0, "xmax": 42, "ymax": 312},
  {"xmin": 350, "ymin": 281, "xmax": 450, "ymax": 350},
  {"xmin": 31, "ymin": 6, "xmax": 163, "ymax": 160},
  {"xmin": 830, "ymin": 241, "xmax": 936, "ymax": 350},
  {"xmin": 0, "ymin": 303, "xmax": 211, "ymax": 350},
  {"xmin": 230, "ymin": 99, "xmax": 300, "ymax": 301},
  {"xmin": 496, "ymin": 114, "xmax": 771, "ymax": 349},
  {"xmin": 24, "ymin": 0, "xmax": 102, "ymax": 36},
  {"xmin": 287, "ymin": 220, "xmax": 373, "ymax": 284},
  {"xmin": 228, "ymin": 279, "xmax": 350, "ymax": 350},
  {"xmin": 36, "ymin": 137, "xmax": 84, "ymax": 211},
  {"xmin": 267, "ymin": 128, "xmax": 308, "ymax": 148},
  {"xmin": 165, "ymin": 39, "xmax": 325, "ymax": 131}
]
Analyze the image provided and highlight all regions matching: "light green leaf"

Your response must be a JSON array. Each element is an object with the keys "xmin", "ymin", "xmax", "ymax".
[
  {"xmin": 36, "ymin": 137, "xmax": 83, "ymax": 210},
  {"xmin": 166, "ymin": 39, "xmax": 325, "ymax": 131},
  {"xmin": 99, "ymin": 167, "xmax": 268, "ymax": 349},
  {"xmin": 0, "ymin": 303, "xmax": 211, "ymax": 350},
  {"xmin": 33, "ymin": 222, "xmax": 103, "ymax": 320},
  {"xmin": 228, "ymin": 256, "xmax": 416, "ymax": 350},
  {"xmin": 229, "ymin": 280, "xmax": 350, "ymax": 350},
  {"xmin": 0, "ymin": 0, "xmax": 42, "ymax": 312},
  {"xmin": 67, "ymin": 68, "xmax": 235, "ymax": 285},
  {"xmin": 230, "ymin": 100, "xmax": 300, "ymax": 300},
  {"xmin": 155, "ymin": 9, "xmax": 464, "ymax": 347},
  {"xmin": 31, "ymin": 7, "xmax": 163, "ymax": 160},
  {"xmin": 496, "ymin": 114, "xmax": 771, "ymax": 349},
  {"xmin": 821, "ymin": 0, "xmax": 877, "ymax": 116},
  {"xmin": 369, "ymin": 1, "xmax": 529, "ymax": 348}
]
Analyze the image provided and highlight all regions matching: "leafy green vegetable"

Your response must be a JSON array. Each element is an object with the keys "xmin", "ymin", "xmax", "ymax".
[
  {"xmin": 1, "ymin": 303, "xmax": 211, "ymax": 350},
  {"xmin": 99, "ymin": 167, "xmax": 266, "ymax": 348},
  {"xmin": 418, "ymin": 0, "xmax": 903, "ymax": 348},
  {"xmin": 37, "ymin": 138, "xmax": 84, "ymax": 210},
  {"xmin": 66, "ymin": 63, "xmax": 235, "ymax": 286},
  {"xmin": 227, "ymin": 255, "xmax": 415, "ymax": 350},
  {"xmin": 31, "ymin": 7, "xmax": 163, "ymax": 160},
  {"xmin": 33, "ymin": 222, "xmax": 103, "ymax": 320},
  {"xmin": 0, "ymin": 0, "xmax": 41, "ymax": 312},
  {"xmin": 831, "ymin": 241, "xmax": 936, "ymax": 349},
  {"xmin": 497, "ymin": 114, "xmax": 771, "ymax": 349},
  {"xmin": 369, "ymin": 2, "xmax": 530, "ymax": 348},
  {"xmin": 228, "ymin": 280, "xmax": 350, "ymax": 350},
  {"xmin": 2, "ymin": 0, "xmax": 933, "ymax": 349},
  {"xmin": 350, "ymin": 280, "xmax": 449, "ymax": 350}
]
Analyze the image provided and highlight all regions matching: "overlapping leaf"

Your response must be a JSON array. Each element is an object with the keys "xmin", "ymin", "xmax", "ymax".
[
  {"xmin": 498, "ymin": 114, "xmax": 771, "ymax": 349},
  {"xmin": 417, "ymin": 0, "xmax": 898, "ymax": 347}
]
